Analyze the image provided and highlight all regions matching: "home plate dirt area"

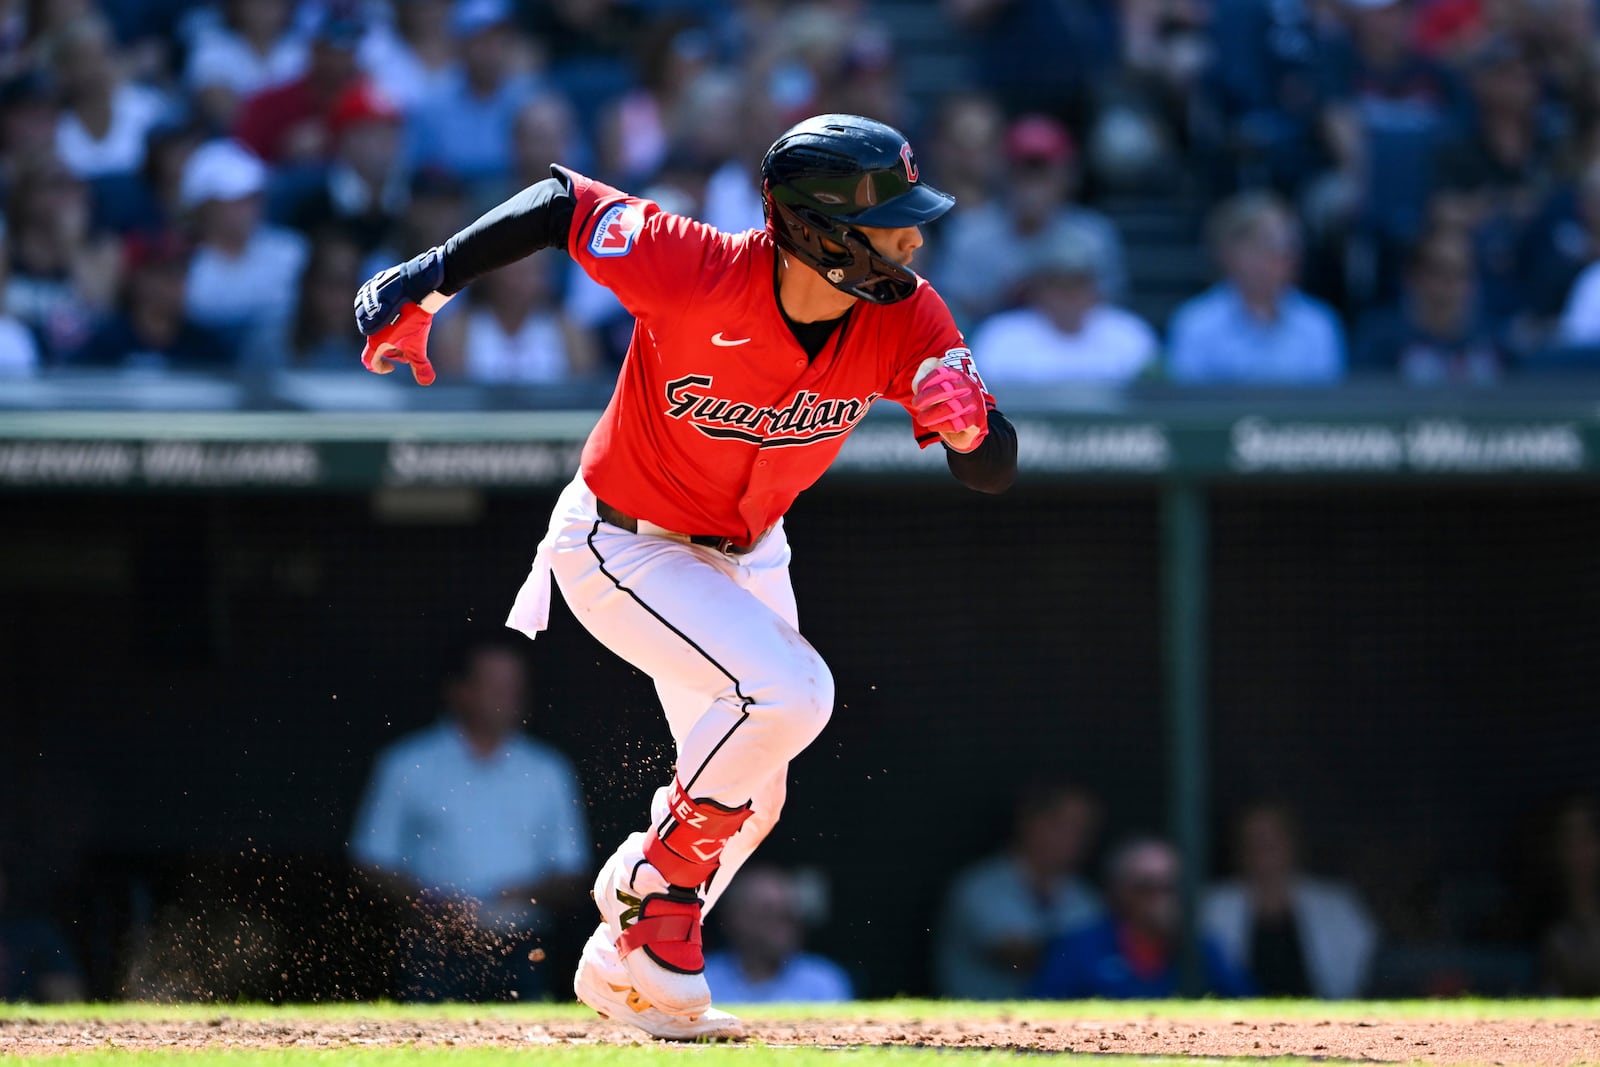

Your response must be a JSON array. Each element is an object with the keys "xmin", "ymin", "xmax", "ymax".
[{"xmin": 3, "ymin": 1010, "xmax": 1599, "ymax": 1064}]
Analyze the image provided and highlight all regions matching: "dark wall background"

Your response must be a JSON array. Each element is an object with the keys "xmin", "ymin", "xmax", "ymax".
[{"xmin": 2, "ymin": 480, "xmax": 1597, "ymax": 998}]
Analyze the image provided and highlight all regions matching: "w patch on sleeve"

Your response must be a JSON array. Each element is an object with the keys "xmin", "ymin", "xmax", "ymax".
[{"xmin": 588, "ymin": 202, "xmax": 645, "ymax": 257}]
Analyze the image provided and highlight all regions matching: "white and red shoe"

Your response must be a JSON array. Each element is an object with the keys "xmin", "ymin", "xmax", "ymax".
[
  {"xmin": 573, "ymin": 923, "xmax": 745, "ymax": 1042},
  {"xmin": 592, "ymin": 832, "xmax": 714, "ymax": 1017}
]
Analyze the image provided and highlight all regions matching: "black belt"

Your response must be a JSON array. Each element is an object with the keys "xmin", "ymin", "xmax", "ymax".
[{"xmin": 595, "ymin": 499, "xmax": 755, "ymax": 555}]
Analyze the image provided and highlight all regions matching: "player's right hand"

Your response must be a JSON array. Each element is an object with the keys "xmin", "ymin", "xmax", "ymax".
[{"xmin": 361, "ymin": 304, "xmax": 436, "ymax": 385}]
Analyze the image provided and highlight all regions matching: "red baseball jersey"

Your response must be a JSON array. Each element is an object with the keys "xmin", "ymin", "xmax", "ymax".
[{"xmin": 562, "ymin": 167, "xmax": 993, "ymax": 546}]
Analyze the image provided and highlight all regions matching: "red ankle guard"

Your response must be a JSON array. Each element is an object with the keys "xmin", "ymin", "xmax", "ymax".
[{"xmin": 645, "ymin": 780, "xmax": 753, "ymax": 888}]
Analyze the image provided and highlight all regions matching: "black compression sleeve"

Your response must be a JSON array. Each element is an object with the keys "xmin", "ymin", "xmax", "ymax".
[
  {"xmin": 945, "ymin": 410, "xmax": 1018, "ymax": 494},
  {"xmin": 438, "ymin": 169, "xmax": 577, "ymax": 295}
]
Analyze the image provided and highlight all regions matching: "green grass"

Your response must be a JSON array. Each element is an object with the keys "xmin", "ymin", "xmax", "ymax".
[{"xmin": 3, "ymin": 998, "xmax": 1599, "ymax": 1023}]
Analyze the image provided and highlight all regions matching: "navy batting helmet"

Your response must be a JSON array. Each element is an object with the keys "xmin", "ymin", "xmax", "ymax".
[{"xmin": 761, "ymin": 114, "xmax": 954, "ymax": 304}]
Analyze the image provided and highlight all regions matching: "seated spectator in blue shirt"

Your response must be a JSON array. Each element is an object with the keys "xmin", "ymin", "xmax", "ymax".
[
  {"xmin": 1030, "ymin": 837, "xmax": 1253, "ymax": 1000},
  {"xmin": 351, "ymin": 635, "xmax": 591, "ymax": 1000},
  {"xmin": 936, "ymin": 781, "xmax": 1104, "ymax": 1000},
  {"xmin": 703, "ymin": 867, "xmax": 853, "ymax": 1004},
  {"xmin": 407, "ymin": 0, "xmax": 538, "ymax": 188},
  {"xmin": 1353, "ymin": 225, "xmax": 1503, "ymax": 383},
  {"xmin": 1168, "ymin": 192, "xmax": 1346, "ymax": 384},
  {"xmin": 71, "ymin": 232, "xmax": 233, "ymax": 370}
]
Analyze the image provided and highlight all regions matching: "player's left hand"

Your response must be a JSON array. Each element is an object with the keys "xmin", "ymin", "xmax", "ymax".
[
  {"xmin": 913, "ymin": 363, "xmax": 989, "ymax": 453},
  {"xmin": 361, "ymin": 304, "xmax": 436, "ymax": 385}
]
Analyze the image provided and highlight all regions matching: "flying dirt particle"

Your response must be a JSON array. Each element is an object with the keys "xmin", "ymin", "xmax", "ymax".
[{"xmin": 527, "ymin": 948, "xmax": 546, "ymax": 963}]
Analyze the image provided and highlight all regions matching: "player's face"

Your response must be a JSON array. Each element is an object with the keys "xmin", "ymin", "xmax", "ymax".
[{"xmin": 855, "ymin": 224, "xmax": 924, "ymax": 267}]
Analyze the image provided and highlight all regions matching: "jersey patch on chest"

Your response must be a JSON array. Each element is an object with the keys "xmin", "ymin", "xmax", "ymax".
[
  {"xmin": 589, "ymin": 202, "xmax": 645, "ymax": 257},
  {"xmin": 665, "ymin": 374, "xmax": 881, "ymax": 446}
]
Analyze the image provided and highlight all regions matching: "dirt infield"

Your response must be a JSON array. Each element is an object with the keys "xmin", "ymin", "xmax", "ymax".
[{"xmin": 2, "ymin": 1012, "xmax": 1598, "ymax": 1064}]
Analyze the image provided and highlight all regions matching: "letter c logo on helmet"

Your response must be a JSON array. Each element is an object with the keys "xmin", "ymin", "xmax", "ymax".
[{"xmin": 761, "ymin": 113, "xmax": 954, "ymax": 304}]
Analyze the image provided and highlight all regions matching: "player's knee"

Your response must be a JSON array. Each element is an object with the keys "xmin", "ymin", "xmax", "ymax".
[{"xmin": 780, "ymin": 649, "xmax": 834, "ymax": 744}]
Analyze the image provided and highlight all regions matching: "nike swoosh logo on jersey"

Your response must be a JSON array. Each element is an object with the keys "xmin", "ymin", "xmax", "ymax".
[{"xmin": 710, "ymin": 333, "xmax": 751, "ymax": 347}]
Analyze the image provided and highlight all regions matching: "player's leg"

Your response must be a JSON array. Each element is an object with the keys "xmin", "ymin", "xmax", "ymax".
[
  {"xmin": 656, "ymin": 528, "xmax": 797, "ymax": 913},
  {"xmin": 549, "ymin": 516, "xmax": 833, "ymax": 1015}
]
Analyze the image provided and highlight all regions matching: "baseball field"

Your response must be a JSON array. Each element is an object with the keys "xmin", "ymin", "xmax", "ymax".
[{"xmin": 4, "ymin": 1000, "xmax": 1598, "ymax": 1065}]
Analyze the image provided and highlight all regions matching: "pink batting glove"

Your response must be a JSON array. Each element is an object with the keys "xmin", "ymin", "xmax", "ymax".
[{"xmin": 913, "ymin": 364, "xmax": 989, "ymax": 452}]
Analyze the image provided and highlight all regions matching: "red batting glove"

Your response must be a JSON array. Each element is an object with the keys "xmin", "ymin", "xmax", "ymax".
[
  {"xmin": 361, "ymin": 304, "xmax": 436, "ymax": 385},
  {"xmin": 913, "ymin": 365, "xmax": 989, "ymax": 452}
]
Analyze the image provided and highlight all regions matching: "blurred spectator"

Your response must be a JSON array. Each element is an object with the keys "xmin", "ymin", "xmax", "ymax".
[
  {"xmin": 822, "ymin": 26, "xmax": 908, "ymax": 131},
  {"xmin": 1556, "ymin": 253, "xmax": 1600, "ymax": 350},
  {"xmin": 351, "ymin": 636, "xmax": 591, "ymax": 1000},
  {"xmin": 924, "ymin": 90, "xmax": 1005, "ymax": 216},
  {"xmin": 1522, "ymin": 159, "xmax": 1600, "ymax": 333},
  {"xmin": 1311, "ymin": 0, "xmax": 1463, "ymax": 298},
  {"xmin": 1429, "ymin": 36, "xmax": 1559, "ymax": 327},
  {"xmin": 49, "ymin": 14, "xmax": 173, "ymax": 180},
  {"xmin": 0, "ymin": 222, "xmax": 40, "ymax": 376},
  {"xmin": 287, "ymin": 82, "xmax": 406, "ymax": 254},
  {"xmin": 260, "ymin": 229, "xmax": 361, "ymax": 369},
  {"xmin": 1531, "ymin": 795, "xmax": 1600, "ymax": 995},
  {"xmin": 363, "ymin": 0, "xmax": 458, "ymax": 114},
  {"xmin": 233, "ymin": 6, "xmax": 366, "ymax": 165},
  {"xmin": 1202, "ymin": 802, "xmax": 1379, "ymax": 999},
  {"xmin": 509, "ymin": 94, "xmax": 585, "ymax": 198},
  {"xmin": 1205, "ymin": 0, "xmax": 1332, "ymax": 191},
  {"xmin": 183, "ymin": 0, "xmax": 307, "ymax": 132},
  {"xmin": 968, "ymin": 232, "xmax": 1158, "ymax": 385},
  {"xmin": 407, "ymin": 0, "xmax": 537, "ymax": 187},
  {"xmin": 1030, "ymin": 837, "xmax": 1253, "ymax": 999},
  {"xmin": 4, "ymin": 155, "xmax": 119, "ymax": 360},
  {"xmin": 671, "ymin": 68, "xmax": 766, "ymax": 235},
  {"xmin": 518, "ymin": 0, "xmax": 640, "ymax": 121},
  {"xmin": 944, "ymin": 0, "xmax": 1118, "ymax": 118},
  {"xmin": 92, "ymin": 118, "xmax": 206, "ymax": 234},
  {"xmin": 1167, "ymin": 191, "xmax": 1346, "ymax": 384},
  {"xmin": 0, "ymin": 852, "xmax": 85, "ymax": 1002},
  {"xmin": 1096, "ymin": 0, "xmax": 1212, "ymax": 191},
  {"xmin": 72, "ymin": 231, "xmax": 231, "ymax": 370},
  {"xmin": 1319, "ymin": 0, "xmax": 1462, "ymax": 190},
  {"xmin": 594, "ymin": 21, "xmax": 714, "ymax": 188},
  {"xmin": 934, "ymin": 114, "xmax": 1127, "ymax": 326},
  {"xmin": 703, "ymin": 866, "xmax": 853, "ymax": 1003},
  {"xmin": 0, "ymin": 71, "xmax": 60, "ymax": 188},
  {"xmin": 1353, "ymin": 224, "xmax": 1503, "ymax": 383},
  {"xmin": 454, "ymin": 251, "xmax": 599, "ymax": 384},
  {"xmin": 935, "ymin": 782, "xmax": 1103, "ymax": 1000},
  {"xmin": 180, "ymin": 139, "xmax": 308, "ymax": 347}
]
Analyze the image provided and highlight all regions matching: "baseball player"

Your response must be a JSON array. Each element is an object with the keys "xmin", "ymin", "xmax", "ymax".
[{"xmin": 355, "ymin": 114, "xmax": 1017, "ymax": 1038}]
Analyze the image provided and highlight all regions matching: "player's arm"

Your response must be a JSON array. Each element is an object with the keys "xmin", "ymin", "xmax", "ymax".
[
  {"xmin": 352, "ymin": 170, "xmax": 580, "ymax": 384},
  {"xmin": 943, "ymin": 409, "xmax": 1016, "ymax": 493}
]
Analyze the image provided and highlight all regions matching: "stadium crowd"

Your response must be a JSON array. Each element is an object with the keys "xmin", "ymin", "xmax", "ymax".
[{"xmin": 1, "ymin": 0, "xmax": 1600, "ymax": 389}]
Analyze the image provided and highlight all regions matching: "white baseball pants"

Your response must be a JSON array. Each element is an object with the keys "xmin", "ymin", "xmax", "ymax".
[{"xmin": 515, "ymin": 474, "xmax": 832, "ymax": 909}]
